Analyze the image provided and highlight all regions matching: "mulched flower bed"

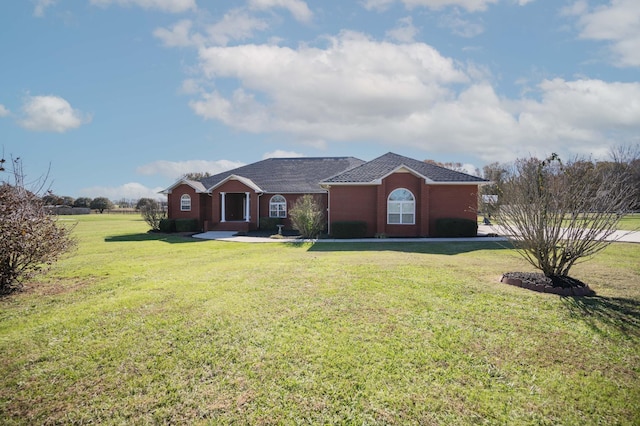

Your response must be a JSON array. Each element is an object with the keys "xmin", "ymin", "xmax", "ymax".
[{"xmin": 500, "ymin": 272, "xmax": 595, "ymax": 296}]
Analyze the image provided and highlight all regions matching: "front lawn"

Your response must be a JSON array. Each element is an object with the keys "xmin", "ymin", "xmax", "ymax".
[{"xmin": 1, "ymin": 215, "xmax": 639, "ymax": 424}]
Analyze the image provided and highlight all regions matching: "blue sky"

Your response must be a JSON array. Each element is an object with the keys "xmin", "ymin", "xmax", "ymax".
[{"xmin": 1, "ymin": 0, "xmax": 639, "ymax": 201}]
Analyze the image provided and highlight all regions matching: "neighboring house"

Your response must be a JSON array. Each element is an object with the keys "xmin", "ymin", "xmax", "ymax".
[{"xmin": 160, "ymin": 152, "xmax": 487, "ymax": 237}]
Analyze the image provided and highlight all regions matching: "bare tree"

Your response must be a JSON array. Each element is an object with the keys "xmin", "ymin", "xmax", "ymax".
[
  {"xmin": 424, "ymin": 159, "xmax": 470, "ymax": 174},
  {"xmin": 139, "ymin": 198, "xmax": 166, "ymax": 231},
  {"xmin": 0, "ymin": 156, "xmax": 76, "ymax": 294},
  {"xmin": 493, "ymin": 153, "xmax": 638, "ymax": 280},
  {"xmin": 183, "ymin": 172, "xmax": 211, "ymax": 180}
]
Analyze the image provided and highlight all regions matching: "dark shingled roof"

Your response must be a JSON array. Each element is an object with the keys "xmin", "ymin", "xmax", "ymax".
[
  {"xmin": 323, "ymin": 152, "xmax": 488, "ymax": 184},
  {"xmin": 200, "ymin": 157, "xmax": 366, "ymax": 193}
]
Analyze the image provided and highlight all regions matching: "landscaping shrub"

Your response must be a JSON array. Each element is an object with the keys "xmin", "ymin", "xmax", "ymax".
[
  {"xmin": 140, "ymin": 199, "xmax": 166, "ymax": 231},
  {"xmin": 159, "ymin": 219, "xmax": 176, "ymax": 233},
  {"xmin": 175, "ymin": 218, "xmax": 199, "ymax": 233},
  {"xmin": 259, "ymin": 217, "xmax": 282, "ymax": 232},
  {"xmin": 434, "ymin": 218, "xmax": 477, "ymax": 237},
  {"xmin": 331, "ymin": 221, "xmax": 367, "ymax": 239},
  {"xmin": 289, "ymin": 195, "xmax": 325, "ymax": 238}
]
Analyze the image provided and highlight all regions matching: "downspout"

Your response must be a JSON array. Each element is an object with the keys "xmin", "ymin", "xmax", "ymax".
[
  {"xmin": 257, "ymin": 192, "xmax": 263, "ymax": 229},
  {"xmin": 326, "ymin": 185, "xmax": 331, "ymax": 236}
]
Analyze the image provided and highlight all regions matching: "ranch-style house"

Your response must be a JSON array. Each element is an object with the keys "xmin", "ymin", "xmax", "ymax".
[{"xmin": 161, "ymin": 152, "xmax": 487, "ymax": 237}]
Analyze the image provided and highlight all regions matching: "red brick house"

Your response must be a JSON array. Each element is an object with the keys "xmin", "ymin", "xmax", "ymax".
[{"xmin": 161, "ymin": 152, "xmax": 487, "ymax": 237}]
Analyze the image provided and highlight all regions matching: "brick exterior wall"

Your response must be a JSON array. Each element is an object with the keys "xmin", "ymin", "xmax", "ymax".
[
  {"xmin": 167, "ymin": 185, "xmax": 201, "ymax": 223},
  {"xmin": 426, "ymin": 184, "xmax": 478, "ymax": 232},
  {"xmin": 259, "ymin": 193, "xmax": 329, "ymax": 231},
  {"xmin": 327, "ymin": 172, "xmax": 479, "ymax": 237},
  {"xmin": 167, "ymin": 174, "xmax": 479, "ymax": 236},
  {"xmin": 167, "ymin": 182, "xmax": 332, "ymax": 232}
]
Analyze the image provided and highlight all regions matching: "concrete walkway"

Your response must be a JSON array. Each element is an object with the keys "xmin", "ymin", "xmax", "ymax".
[{"xmin": 192, "ymin": 224, "xmax": 640, "ymax": 244}]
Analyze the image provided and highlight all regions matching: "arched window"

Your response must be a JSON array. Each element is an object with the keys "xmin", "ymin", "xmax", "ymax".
[
  {"xmin": 387, "ymin": 188, "xmax": 415, "ymax": 225},
  {"xmin": 269, "ymin": 195, "xmax": 287, "ymax": 218},
  {"xmin": 180, "ymin": 194, "xmax": 191, "ymax": 211}
]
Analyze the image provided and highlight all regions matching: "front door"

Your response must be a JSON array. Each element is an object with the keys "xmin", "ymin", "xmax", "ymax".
[{"xmin": 225, "ymin": 193, "xmax": 246, "ymax": 221}]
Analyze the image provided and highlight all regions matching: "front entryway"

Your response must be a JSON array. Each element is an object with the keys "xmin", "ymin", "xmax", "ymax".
[
  {"xmin": 220, "ymin": 192, "xmax": 251, "ymax": 223},
  {"xmin": 225, "ymin": 193, "xmax": 246, "ymax": 221}
]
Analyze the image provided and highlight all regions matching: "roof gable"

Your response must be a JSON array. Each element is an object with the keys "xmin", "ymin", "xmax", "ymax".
[
  {"xmin": 208, "ymin": 174, "xmax": 263, "ymax": 192},
  {"xmin": 160, "ymin": 178, "xmax": 207, "ymax": 194},
  {"xmin": 322, "ymin": 152, "xmax": 488, "ymax": 185}
]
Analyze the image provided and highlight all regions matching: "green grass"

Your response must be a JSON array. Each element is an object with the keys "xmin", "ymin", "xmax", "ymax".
[
  {"xmin": 616, "ymin": 213, "xmax": 640, "ymax": 231},
  {"xmin": 480, "ymin": 213, "xmax": 640, "ymax": 232},
  {"xmin": 1, "ymin": 215, "xmax": 639, "ymax": 424}
]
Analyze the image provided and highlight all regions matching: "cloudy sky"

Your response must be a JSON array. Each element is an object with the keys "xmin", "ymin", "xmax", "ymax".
[{"xmin": 1, "ymin": 0, "xmax": 639, "ymax": 200}]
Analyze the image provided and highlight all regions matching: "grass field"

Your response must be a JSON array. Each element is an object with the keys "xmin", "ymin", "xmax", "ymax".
[
  {"xmin": 616, "ymin": 213, "xmax": 640, "ymax": 231},
  {"xmin": 1, "ymin": 215, "xmax": 639, "ymax": 425}
]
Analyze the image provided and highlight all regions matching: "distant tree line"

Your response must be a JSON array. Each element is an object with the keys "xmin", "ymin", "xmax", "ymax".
[
  {"xmin": 40, "ymin": 193, "xmax": 166, "ymax": 214},
  {"xmin": 479, "ymin": 146, "xmax": 640, "ymax": 215}
]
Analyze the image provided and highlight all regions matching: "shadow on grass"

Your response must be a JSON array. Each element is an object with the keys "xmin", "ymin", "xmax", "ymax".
[
  {"xmin": 104, "ymin": 232, "xmax": 204, "ymax": 244},
  {"xmin": 562, "ymin": 296, "xmax": 640, "ymax": 338},
  {"xmin": 307, "ymin": 240, "xmax": 512, "ymax": 255}
]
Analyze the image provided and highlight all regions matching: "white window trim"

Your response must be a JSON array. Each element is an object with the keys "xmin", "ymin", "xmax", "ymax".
[
  {"xmin": 269, "ymin": 195, "xmax": 287, "ymax": 218},
  {"xmin": 180, "ymin": 194, "xmax": 191, "ymax": 211},
  {"xmin": 387, "ymin": 188, "xmax": 415, "ymax": 225}
]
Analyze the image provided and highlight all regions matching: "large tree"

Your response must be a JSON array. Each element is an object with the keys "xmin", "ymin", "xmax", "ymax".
[
  {"xmin": 90, "ymin": 197, "xmax": 114, "ymax": 213},
  {"xmin": 494, "ymin": 153, "xmax": 638, "ymax": 281},
  {"xmin": 0, "ymin": 157, "xmax": 76, "ymax": 294},
  {"xmin": 73, "ymin": 197, "xmax": 92, "ymax": 208}
]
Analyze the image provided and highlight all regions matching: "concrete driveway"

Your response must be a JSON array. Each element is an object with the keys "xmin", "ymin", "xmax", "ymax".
[{"xmin": 192, "ymin": 224, "xmax": 640, "ymax": 243}]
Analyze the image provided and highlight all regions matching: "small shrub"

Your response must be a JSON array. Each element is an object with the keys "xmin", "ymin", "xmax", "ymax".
[
  {"xmin": 331, "ymin": 221, "xmax": 367, "ymax": 239},
  {"xmin": 289, "ymin": 195, "xmax": 325, "ymax": 238},
  {"xmin": 434, "ymin": 218, "xmax": 477, "ymax": 237},
  {"xmin": 159, "ymin": 219, "xmax": 176, "ymax": 233},
  {"xmin": 1, "ymin": 158, "xmax": 76, "ymax": 294},
  {"xmin": 140, "ymin": 200, "xmax": 166, "ymax": 231},
  {"xmin": 175, "ymin": 218, "xmax": 199, "ymax": 233},
  {"xmin": 259, "ymin": 217, "xmax": 282, "ymax": 232}
]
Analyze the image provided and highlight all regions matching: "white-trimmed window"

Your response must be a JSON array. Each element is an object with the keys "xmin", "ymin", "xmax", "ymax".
[
  {"xmin": 180, "ymin": 194, "xmax": 191, "ymax": 211},
  {"xmin": 269, "ymin": 195, "xmax": 287, "ymax": 218},
  {"xmin": 387, "ymin": 188, "xmax": 415, "ymax": 225}
]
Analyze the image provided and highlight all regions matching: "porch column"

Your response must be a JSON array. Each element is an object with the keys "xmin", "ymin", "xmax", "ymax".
[
  {"xmin": 220, "ymin": 192, "xmax": 226, "ymax": 222},
  {"xmin": 244, "ymin": 192, "xmax": 250, "ymax": 222}
]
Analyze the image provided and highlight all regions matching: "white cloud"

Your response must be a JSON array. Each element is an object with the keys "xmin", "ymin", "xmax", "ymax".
[
  {"xmin": 79, "ymin": 182, "xmax": 165, "ymax": 201},
  {"xmin": 154, "ymin": 10, "xmax": 269, "ymax": 48},
  {"xmin": 179, "ymin": 78, "xmax": 203, "ymax": 95},
  {"xmin": 34, "ymin": 0, "xmax": 56, "ymax": 17},
  {"xmin": 362, "ymin": 0, "xmax": 499, "ymax": 13},
  {"xmin": 153, "ymin": 19, "xmax": 200, "ymax": 47},
  {"xmin": 249, "ymin": 0, "xmax": 313, "ymax": 23},
  {"xmin": 573, "ymin": 0, "xmax": 640, "ymax": 67},
  {"xmin": 0, "ymin": 104, "xmax": 10, "ymax": 117},
  {"xmin": 515, "ymin": 78, "xmax": 640, "ymax": 153},
  {"xmin": 19, "ymin": 95, "xmax": 91, "ymax": 133},
  {"xmin": 386, "ymin": 16, "xmax": 419, "ymax": 42},
  {"xmin": 262, "ymin": 150, "xmax": 305, "ymax": 159},
  {"xmin": 192, "ymin": 31, "xmax": 468, "ymax": 130},
  {"xmin": 439, "ymin": 9, "xmax": 484, "ymax": 37},
  {"xmin": 205, "ymin": 9, "xmax": 269, "ymax": 46},
  {"xmin": 90, "ymin": 0, "xmax": 196, "ymax": 13},
  {"xmin": 560, "ymin": 0, "xmax": 588, "ymax": 16},
  {"xmin": 136, "ymin": 159, "xmax": 245, "ymax": 179},
  {"xmin": 181, "ymin": 28, "xmax": 640, "ymax": 163}
]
